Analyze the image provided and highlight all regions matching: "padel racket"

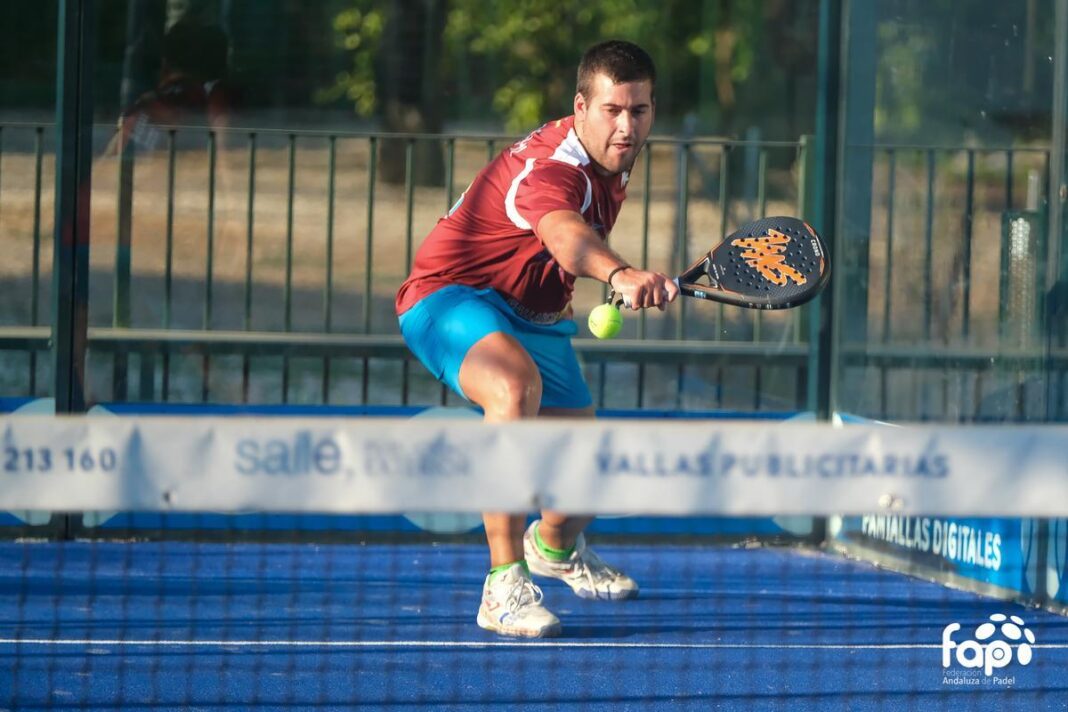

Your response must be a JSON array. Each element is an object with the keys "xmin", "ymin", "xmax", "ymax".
[
  {"xmin": 616, "ymin": 216, "xmax": 830, "ymax": 310},
  {"xmin": 678, "ymin": 215, "xmax": 829, "ymax": 309}
]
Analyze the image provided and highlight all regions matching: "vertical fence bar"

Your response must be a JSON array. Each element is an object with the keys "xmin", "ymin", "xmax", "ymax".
[
  {"xmin": 113, "ymin": 125, "xmax": 135, "ymax": 401},
  {"xmin": 30, "ymin": 128, "xmax": 44, "ymax": 396},
  {"xmin": 1003, "ymin": 149, "xmax": 1025, "ymax": 419},
  {"xmin": 485, "ymin": 133, "xmax": 497, "ymax": 397},
  {"xmin": 637, "ymin": 143, "xmax": 653, "ymax": 408},
  {"xmin": 923, "ymin": 149, "xmax": 935, "ymax": 342},
  {"xmin": 202, "ymin": 130, "xmax": 217, "ymax": 402},
  {"xmin": 960, "ymin": 149, "xmax": 975, "ymax": 421},
  {"xmin": 639, "ymin": 144, "xmax": 653, "ymax": 341},
  {"xmin": 995, "ymin": 150, "xmax": 1012, "ymax": 418},
  {"xmin": 362, "ymin": 137, "xmax": 377, "ymax": 404},
  {"xmin": 282, "ymin": 134, "xmax": 296, "ymax": 404},
  {"xmin": 716, "ymin": 145, "xmax": 731, "ymax": 406},
  {"xmin": 797, "ymin": 135, "xmax": 822, "ymax": 412},
  {"xmin": 597, "ymin": 359, "xmax": 607, "ymax": 409},
  {"xmin": 1005, "ymin": 149, "xmax": 1015, "ymax": 210},
  {"xmin": 674, "ymin": 142, "xmax": 690, "ymax": 409},
  {"xmin": 322, "ymin": 136, "xmax": 337, "ymax": 404},
  {"xmin": 242, "ymin": 132, "xmax": 257, "ymax": 403},
  {"xmin": 441, "ymin": 138, "xmax": 455, "ymax": 405},
  {"xmin": 717, "ymin": 144, "xmax": 731, "ymax": 331},
  {"xmin": 8, "ymin": 128, "xmax": 17, "ymax": 388},
  {"xmin": 717, "ymin": 144, "xmax": 731, "ymax": 237},
  {"xmin": 795, "ymin": 138, "xmax": 808, "ymax": 350},
  {"xmin": 997, "ymin": 160, "xmax": 1012, "ymax": 347},
  {"xmin": 971, "ymin": 155, "xmax": 988, "ymax": 421},
  {"xmin": 1046, "ymin": 149, "xmax": 1063, "ymax": 420},
  {"xmin": 1048, "ymin": 0, "xmax": 1068, "ymax": 425},
  {"xmin": 161, "ymin": 130, "xmax": 177, "ymax": 401},
  {"xmin": 444, "ymin": 138, "xmax": 456, "ymax": 210},
  {"xmin": 717, "ymin": 143, "xmax": 734, "ymax": 326},
  {"xmin": 962, "ymin": 150, "xmax": 975, "ymax": 338},
  {"xmin": 881, "ymin": 149, "xmax": 897, "ymax": 418},
  {"xmin": 401, "ymin": 139, "xmax": 415, "ymax": 405},
  {"xmin": 920, "ymin": 149, "xmax": 936, "ymax": 418},
  {"xmin": 753, "ymin": 148, "xmax": 768, "ymax": 409},
  {"xmin": 53, "ymin": 0, "xmax": 96, "ymax": 418},
  {"xmin": 598, "ymin": 136, "xmax": 612, "ymax": 408},
  {"xmin": 756, "ymin": 149, "xmax": 768, "ymax": 218}
]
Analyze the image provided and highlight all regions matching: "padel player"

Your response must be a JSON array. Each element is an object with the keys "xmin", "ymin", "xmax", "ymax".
[{"xmin": 396, "ymin": 40, "xmax": 678, "ymax": 637}]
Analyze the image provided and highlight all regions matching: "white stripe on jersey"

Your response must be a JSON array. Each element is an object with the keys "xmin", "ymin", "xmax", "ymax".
[
  {"xmin": 551, "ymin": 129, "xmax": 593, "ymax": 213},
  {"xmin": 505, "ymin": 158, "xmax": 537, "ymax": 230},
  {"xmin": 550, "ymin": 129, "xmax": 590, "ymax": 168},
  {"xmin": 506, "ymin": 128, "xmax": 593, "ymax": 229}
]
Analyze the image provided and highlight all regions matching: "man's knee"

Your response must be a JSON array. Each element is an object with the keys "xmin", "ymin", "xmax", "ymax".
[
  {"xmin": 458, "ymin": 333, "xmax": 543, "ymax": 418},
  {"xmin": 482, "ymin": 366, "xmax": 542, "ymax": 417}
]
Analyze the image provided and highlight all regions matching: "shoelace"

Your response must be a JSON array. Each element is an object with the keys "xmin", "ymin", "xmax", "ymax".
[
  {"xmin": 574, "ymin": 546, "xmax": 623, "ymax": 592},
  {"xmin": 506, "ymin": 576, "xmax": 544, "ymax": 613}
]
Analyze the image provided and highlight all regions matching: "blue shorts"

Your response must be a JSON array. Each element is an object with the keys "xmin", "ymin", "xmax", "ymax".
[{"xmin": 398, "ymin": 285, "xmax": 592, "ymax": 409}]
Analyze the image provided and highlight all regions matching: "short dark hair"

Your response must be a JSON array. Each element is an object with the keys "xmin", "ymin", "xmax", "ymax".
[{"xmin": 577, "ymin": 40, "xmax": 656, "ymax": 100}]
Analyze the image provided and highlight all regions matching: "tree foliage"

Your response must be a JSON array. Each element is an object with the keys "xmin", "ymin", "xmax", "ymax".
[
  {"xmin": 318, "ymin": 4, "xmax": 387, "ymax": 115},
  {"xmin": 326, "ymin": 0, "xmax": 788, "ymax": 133}
]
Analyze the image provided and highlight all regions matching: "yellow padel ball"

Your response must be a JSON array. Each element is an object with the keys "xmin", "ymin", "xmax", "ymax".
[{"xmin": 588, "ymin": 303, "xmax": 623, "ymax": 339}]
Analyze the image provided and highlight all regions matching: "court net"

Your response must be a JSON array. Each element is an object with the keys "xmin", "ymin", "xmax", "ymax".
[{"xmin": 1, "ymin": 413, "xmax": 1066, "ymax": 710}]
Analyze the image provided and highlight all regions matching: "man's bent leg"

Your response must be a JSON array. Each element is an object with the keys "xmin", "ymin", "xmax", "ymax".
[
  {"xmin": 460, "ymin": 332, "xmax": 561, "ymax": 637},
  {"xmin": 458, "ymin": 331, "xmax": 542, "ymax": 568},
  {"xmin": 524, "ymin": 404, "xmax": 639, "ymax": 600},
  {"xmin": 536, "ymin": 405, "xmax": 595, "ymax": 550}
]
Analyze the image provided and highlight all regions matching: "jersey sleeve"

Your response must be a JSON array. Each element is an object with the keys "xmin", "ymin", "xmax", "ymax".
[{"xmin": 508, "ymin": 160, "xmax": 590, "ymax": 235}]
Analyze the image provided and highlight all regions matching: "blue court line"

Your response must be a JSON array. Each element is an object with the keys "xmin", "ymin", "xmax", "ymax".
[{"xmin": 1, "ymin": 542, "xmax": 1065, "ymax": 711}]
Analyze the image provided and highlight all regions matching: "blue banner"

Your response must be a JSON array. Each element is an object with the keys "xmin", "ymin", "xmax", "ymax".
[
  {"xmin": 834, "ymin": 515, "xmax": 1028, "ymax": 593},
  {"xmin": 1052, "ymin": 519, "xmax": 1067, "ymax": 606}
]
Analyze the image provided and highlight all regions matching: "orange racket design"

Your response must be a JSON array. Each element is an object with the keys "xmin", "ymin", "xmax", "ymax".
[{"xmin": 673, "ymin": 215, "xmax": 830, "ymax": 310}]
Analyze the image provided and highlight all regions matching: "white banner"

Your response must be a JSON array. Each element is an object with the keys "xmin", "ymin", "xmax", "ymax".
[{"xmin": 1, "ymin": 416, "xmax": 1066, "ymax": 516}]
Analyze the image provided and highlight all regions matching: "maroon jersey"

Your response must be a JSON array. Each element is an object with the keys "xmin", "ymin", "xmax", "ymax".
[{"xmin": 396, "ymin": 115, "xmax": 630, "ymax": 317}]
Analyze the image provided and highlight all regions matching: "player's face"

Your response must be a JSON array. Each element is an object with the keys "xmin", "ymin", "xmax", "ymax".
[{"xmin": 574, "ymin": 73, "xmax": 655, "ymax": 177}]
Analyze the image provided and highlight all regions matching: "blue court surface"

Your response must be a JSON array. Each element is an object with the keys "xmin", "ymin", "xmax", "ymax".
[{"xmin": 1, "ymin": 540, "xmax": 1066, "ymax": 711}]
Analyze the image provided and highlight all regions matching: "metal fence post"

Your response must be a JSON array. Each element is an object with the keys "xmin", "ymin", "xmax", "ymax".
[
  {"xmin": 811, "ymin": 0, "xmax": 845, "ymax": 421},
  {"xmin": 52, "ymin": 0, "xmax": 95, "ymax": 414},
  {"xmin": 1046, "ymin": 0, "xmax": 1068, "ymax": 422}
]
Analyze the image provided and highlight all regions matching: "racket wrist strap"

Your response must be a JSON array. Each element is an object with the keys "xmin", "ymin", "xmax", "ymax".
[{"xmin": 606, "ymin": 264, "xmax": 630, "ymax": 288}]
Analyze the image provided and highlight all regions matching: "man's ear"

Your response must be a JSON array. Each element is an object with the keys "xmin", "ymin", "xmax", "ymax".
[{"xmin": 574, "ymin": 92, "xmax": 587, "ymax": 118}]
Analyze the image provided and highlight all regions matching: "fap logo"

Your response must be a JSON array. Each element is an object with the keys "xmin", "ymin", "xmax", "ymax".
[{"xmin": 942, "ymin": 614, "xmax": 1035, "ymax": 676}]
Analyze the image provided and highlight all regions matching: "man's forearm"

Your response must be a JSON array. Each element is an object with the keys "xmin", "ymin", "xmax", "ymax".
[{"xmin": 537, "ymin": 210, "xmax": 628, "ymax": 284}]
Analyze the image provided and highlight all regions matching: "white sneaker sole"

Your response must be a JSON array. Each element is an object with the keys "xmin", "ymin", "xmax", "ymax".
[
  {"xmin": 526, "ymin": 559, "xmax": 640, "ymax": 601},
  {"xmin": 568, "ymin": 584, "xmax": 639, "ymax": 601},
  {"xmin": 476, "ymin": 609, "xmax": 562, "ymax": 638}
]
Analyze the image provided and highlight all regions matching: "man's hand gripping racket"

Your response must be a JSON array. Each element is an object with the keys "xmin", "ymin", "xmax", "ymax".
[{"xmin": 590, "ymin": 216, "xmax": 831, "ymax": 338}]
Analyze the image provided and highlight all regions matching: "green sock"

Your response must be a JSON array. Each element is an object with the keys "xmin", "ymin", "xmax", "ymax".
[
  {"xmin": 533, "ymin": 522, "xmax": 575, "ymax": 561},
  {"xmin": 489, "ymin": 560, "xmax": 529, "ymax": 583}
]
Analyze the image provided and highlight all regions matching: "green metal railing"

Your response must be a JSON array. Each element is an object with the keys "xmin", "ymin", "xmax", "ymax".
[
  {"xmin": 0, "ymin": 123, "xmax": 818, "ymax": 412},
  {"xmin": 842, "ymin": 143, "xmax": 1063, "ymax": 421},
  {"xmin": 2, "ymin": 120, "xmax": 1062, "ymax": 417}
]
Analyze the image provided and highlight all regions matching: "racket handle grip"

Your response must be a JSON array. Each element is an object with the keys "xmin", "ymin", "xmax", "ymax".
[{"xmin": 613, "ymin": 278, "xmax": 681, "ymax": 309}]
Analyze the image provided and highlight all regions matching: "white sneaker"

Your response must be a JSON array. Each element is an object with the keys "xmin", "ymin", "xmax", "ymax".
[
  {"xmin": 476, "ymin": 563, "xmax": 561, "ymax": 638},
  {"xmin": 523, "ymin": 521, "xmax": 639, "ymax": 600}
]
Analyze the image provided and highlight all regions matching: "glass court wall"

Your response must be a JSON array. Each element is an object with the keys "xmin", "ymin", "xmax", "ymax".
[{"xmin": 2, "ymin": 0, "xmax": 1066, "ymax": 424}]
